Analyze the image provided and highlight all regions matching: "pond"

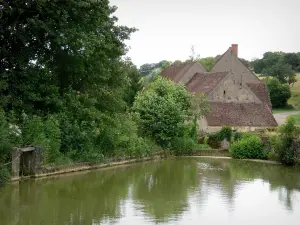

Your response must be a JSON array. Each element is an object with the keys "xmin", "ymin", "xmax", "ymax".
[{"xmin": 1, "ymin": 157, "xmax": 300, "ymax": 225}]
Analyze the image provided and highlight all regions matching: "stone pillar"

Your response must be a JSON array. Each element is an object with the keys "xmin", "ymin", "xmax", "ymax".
[
  {"xmin": 32, "ymin": 147, "xmax": 43, "ymax": 175},
  {"xmin": 11, "ymin": 148, "xmax": 21, "ymax": 180}
]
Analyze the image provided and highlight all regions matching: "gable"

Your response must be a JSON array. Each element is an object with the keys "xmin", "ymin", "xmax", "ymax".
[
  {"xmin": 160, "ymin": 62, "xmax": 206, "ymax": 84},
  {"xmin": 212, "ymin": 47, "xmax": 260, "ymax": 84},
  {"xmin": 207, "ymin": 73, "xmax": 261, "ymax": 103},
  {"xmin": 176, "ymin": 62, "xmax": 207, "ymax": 84},
  {"xmin": 160, "ymin": 63, "xmax": 192, "ymax": 81}
]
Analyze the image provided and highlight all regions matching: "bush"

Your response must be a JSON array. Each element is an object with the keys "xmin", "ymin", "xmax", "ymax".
[
  {"xmin": 0, "ymin": 168, "xmax": 10, "ymax": 187},
  {"xmin": 266, "ymin": 77, "xmax": 291, "ymax": 108},
  {"xmin": 171, "ymin": 137, "xmax": 196, "ymax": 155},
  {"xmin": 207, "ymin": 133, "xmax": 221, "ymax": 149},
  {"xmin": 276, "ymin": 117, "xmax": 300, "ymax": 165},
  {"xmin": 233, "ymin": 132, "xmax": 243, "ymax": 141},
  {"xmin": 22, "ymin": 115, "xmax": 62, "ymax": 164},
  {"xmin": 218, "ymin": 126, "xmax": 232, "ymax": 141},
  {"xmin": 0, "ymin": 109, "xmax": 12, "ymax": 187},
  {"xmin": 230, "ymin": 135, "xmax": 266, "ymax": 159},
  {"xmin": 133, "ymin": 77, "xmax": 209, "ymax": 148}
]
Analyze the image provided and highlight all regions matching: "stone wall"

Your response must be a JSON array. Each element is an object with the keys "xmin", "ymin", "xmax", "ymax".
[{"xmin": 207, "ymin": 73, "xmax": 261, "ymax": 103}]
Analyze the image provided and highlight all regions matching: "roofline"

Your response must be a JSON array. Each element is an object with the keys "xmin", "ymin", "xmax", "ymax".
[
  {"xmin": 205, "ymin": 71, "xmax": 232, "ymax": 96},
  {"xmin": 212, "ymin": 47, "xmax": 231, "ymax": 69}
]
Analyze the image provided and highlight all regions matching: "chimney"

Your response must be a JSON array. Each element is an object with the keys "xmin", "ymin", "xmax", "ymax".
[{"xmin": 231, "ymin": 44, "xmax": 238, "ymax": 56}]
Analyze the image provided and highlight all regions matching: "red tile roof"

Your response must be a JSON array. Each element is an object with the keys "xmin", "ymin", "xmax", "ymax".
[
  {"xmin": 246, "ymin": 82, "xmax": 272, "ymax": 109},
  {"xmin": 160, "ymin": 62, "xmax": 194, "ymax": 81},
  {"xmin": 207, "ymin": 102, "xmax": 277, "ymax": 127},
  {"xmin": 186, "ymin": 71, "xmax": 230, "ymax": 94}
]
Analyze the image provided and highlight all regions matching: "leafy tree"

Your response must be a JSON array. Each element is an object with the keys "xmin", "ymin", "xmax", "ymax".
[
  {"xmin": 266, "ymin": 77, "xmax": 291, "ymax": 108},
  {"xmin": 283, "ymin": 53, "xmax": 300, "ymax": 71},
  {"xmin": 276, "ymin": 117, "xmax": 300, "ymax": 165},
  {"xmin": 139, "ymin": 60, "xmax": 170, "ymax": 76},
  {"xmin": 0, "ymin": 0, "xmax": 136, "ymax": 116},
  {"xmin": 199, "ymin": 57, "xmax": 215, "ymax": 72},
  {"xmin": 251, "ymin": 52, "xmax": 298, "ymax": 84},
  {"xmin": 262, "ymin": 59, "xmax": 295, "ymax": 83},
  {"xmin": 122, "ymin": 60, "xmax": 142, "ymax": 107},
  {"xmin": 133, "ymin": 77, "xmax": 209, "ymax": 147}
]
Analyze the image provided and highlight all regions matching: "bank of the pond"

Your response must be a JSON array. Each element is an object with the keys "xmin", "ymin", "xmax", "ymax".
[
  {"xmin": 11, "ymin": 152, "xmax": 170, "ymax": 182},
  {"xmin": 9, "ymin": 148, "xmax": 300, "ymax": 184},
  {"xmin": 187, "ymin": 155, "xmax": 281, "ymax": 165}
]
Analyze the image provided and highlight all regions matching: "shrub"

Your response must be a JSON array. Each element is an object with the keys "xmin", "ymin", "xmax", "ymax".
[
  {"xmin": 233, "ymin": 132, "xmax": 243, "ymax": 141},
  {"xmin": 276, "ymin": 117, "xmax": 300, "ymax": 165},
  {"xmin": 133, "ymin": 77, "xmax": 209, "ymax": 148},
  {"xmin": 22, "ymin": 115, "xmax": 63, "ymax": 164},
  {"xmin": 207, "ymin": 133, "xmax": 221, "ymax": 149},
  {"xmin": 218, "ymin": 126, "xmax": 232, "ymax": 141},
  {"xmin": 230, "ymin": 135, "xmax": 266, "ymax": 159},
  {"xmin": 171, "ymin": 137, "xmax": 196, "ymax": 155},
  {"xmin": 266, "ymin": 77, "xmax": 291, "ymax": 108},
  {"xmin": 267, "ymin": 152, "xmax": 279, "ymax": 161},
  {"xmin": 0, "ymin": 109, "xmax": 12, "ymax": 187},
  {"xmin": 0, "ymin": 168, "xmax": 10, "ymax": 187}
]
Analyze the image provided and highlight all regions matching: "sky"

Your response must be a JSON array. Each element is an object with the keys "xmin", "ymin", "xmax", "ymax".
[{"xmin": 110, "ymin": 0, "xmax": 300, "ymax": 67}]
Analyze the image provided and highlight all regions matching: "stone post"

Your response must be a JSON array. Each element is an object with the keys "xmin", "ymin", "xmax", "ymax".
[{"xmin": 32, "ymin": 147, "xmax": 43, "ymax": 175}]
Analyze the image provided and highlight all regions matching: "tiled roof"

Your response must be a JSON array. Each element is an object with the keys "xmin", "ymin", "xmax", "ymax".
[
  {"xmin": 186, "ymin": 71, "xmax": 230, "ymax": 94},
  {"xmin": 160, "ymin": 62, "xmax": 194, "ymax": 81},
  {"xmin": 246, "ymin": 82, "xmax": 272, "ymax": 109},
  {"xmin": 207, "ymin": 102, "xmax": 277, "ymax": 127}
]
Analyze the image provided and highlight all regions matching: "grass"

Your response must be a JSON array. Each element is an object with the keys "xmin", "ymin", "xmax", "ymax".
[
  {"xmin": 287, "ymin": 113, "xmax": 300, "ymax": 125},
  {"xmin": 272, "ymin": 108, "xmax": 296, "ymax": 114},
  {"xmin": 288, "ymin": 74, "xmax": 300, "ymax": 110}
]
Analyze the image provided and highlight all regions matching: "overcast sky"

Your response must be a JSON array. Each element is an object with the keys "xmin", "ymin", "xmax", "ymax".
[{"xmin": 110, "ymin": 0, "xmax": 300, "ymax": 66}]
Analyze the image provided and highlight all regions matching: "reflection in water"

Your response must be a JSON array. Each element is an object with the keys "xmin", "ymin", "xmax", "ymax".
[{"xmin": 0, "ymin": 158, "xmax": 300, "ymax": 225}]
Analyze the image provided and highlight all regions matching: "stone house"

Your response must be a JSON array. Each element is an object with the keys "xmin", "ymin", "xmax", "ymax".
[{"xmin": 161, "ymin": 44, "xmax": 278, "ymax": 132}]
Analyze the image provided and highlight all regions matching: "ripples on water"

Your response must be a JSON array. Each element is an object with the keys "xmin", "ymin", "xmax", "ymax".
[{"xmin": 0, "ymin": 158, "xmax": 300, "ymax": 225}]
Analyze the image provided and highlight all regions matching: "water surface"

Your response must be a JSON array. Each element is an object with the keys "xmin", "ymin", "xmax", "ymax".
[{"xmin": 1, "ymin": 157, "xmax": 300, "ymax": 225}]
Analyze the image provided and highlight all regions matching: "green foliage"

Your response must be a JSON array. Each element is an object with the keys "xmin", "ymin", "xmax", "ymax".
[
  {"xmin": 230, "ymin": 135, "xmax": 266, "ymax": 159},
  {"xmin": 171, "ymin": 137, "xmax": 196, "ymax": 155},
  {"xmin": 0, "ymin": 109, "xmax": 13, "ymax": 186},
  {"xmin": 139, "ymin": 60, "xmax": 170, "ymax": 76},
  {"xmin": 199, "ymin": 57, "xmax": 215, "ymax": 72},
  {"xmin": 266, "ymin": 77, "xmax": 291, "ymax": 108},
  {"xmin": 0, "ymin": 168, "xmax": 10, "ymax": 188},
  {"xmin": 276, "ymin": 117, "xmax": 300, "ymax": 165},
  {"xmin": 133, "ymin": 77, "xmax": 206, "ymax": 147},
  {"xmin": 218, "ymin": 126, "xmax": 232, "ymax": 141},
  {"xmin": 251, "ymin": 52, "xmax": 298, "ymax": 84},
  {"xmin": 233, "ymin": 131, "xmax": 244, "ymax": 142},
  {"xmin": 22, "ymin": 115, "xmax": 62, "ymax": 164},
  {"xmin": 207, "ymin": 133, "xmax": 221, "ymax": 149},
  {"xmin": 206, "ymin": 126, "xmax": 232, "ymax": 149}
]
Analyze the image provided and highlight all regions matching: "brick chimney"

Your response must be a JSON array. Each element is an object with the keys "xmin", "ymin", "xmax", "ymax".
[{"xmin": 231, "ymin": 44, "xmax": 238, "ymax": 56}]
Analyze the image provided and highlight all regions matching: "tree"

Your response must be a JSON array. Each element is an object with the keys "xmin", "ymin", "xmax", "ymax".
[
  {"xmin": 133, "ymin": 77, "xmax": 209, "ymax": 147},
  {"xmin": 277, "ymin": 117, "xmax": 300, "ymax": 165},
  {"xmin": 139, "ymin": 60, "xmax": 170, "ymax": 76},
  {"xmin": 121, "ymin": 59, "xmax": 142, "ymax": 107},
  {"xmin": 251, "ymin": 52, "xmax": 298, "ymax": 84},
  {"xmin": 283, "ymin": 53, "xmax": 300, "ymax": 71},
  {"xmin": 188, "ymin": 45, "xmax": 200, "ymax": 62},
  {"xmin": 266, "ymin": 77, "xmax": 291, "ymax": 108},
  {"xmin": 199, "ymin": 57, "xmax": 215, "ymax": 72},
  {"xmin": 0, "ymin": 0, "xmax": 136, "ymax": 116}
]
